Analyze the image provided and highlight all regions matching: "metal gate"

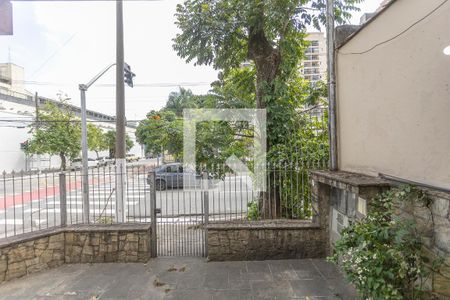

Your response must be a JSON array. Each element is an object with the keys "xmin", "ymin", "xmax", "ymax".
[{"xmin": 149, "ymin": 170, "xmax": 208, "ymax": 257}]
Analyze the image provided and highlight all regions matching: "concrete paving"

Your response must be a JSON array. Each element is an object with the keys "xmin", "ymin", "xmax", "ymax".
[{"xmin": 0, "ymin": 258, "xmax": 357, "ymax": 300}]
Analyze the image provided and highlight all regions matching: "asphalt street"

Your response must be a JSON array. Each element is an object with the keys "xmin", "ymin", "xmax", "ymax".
[{"xmin": 0, "ymin": 159, "xmax": 255, "ymax": 239}]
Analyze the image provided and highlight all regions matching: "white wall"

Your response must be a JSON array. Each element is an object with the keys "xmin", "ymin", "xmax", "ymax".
[
  {"xmin": 336, "ymin": 0, "xmax": 450, "ymax": 189},
  {"xmin": 0, "ymin": 101, "xmax": 142, "ymax": 171},
  {"xmin": 0, "ymin": 126, "xmax": 29, "ymax": 172}
]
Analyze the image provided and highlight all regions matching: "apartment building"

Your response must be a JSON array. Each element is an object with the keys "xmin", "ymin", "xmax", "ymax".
[{"xmin": 301, "ymin": 32, "xmax": 327, "ymax": 84}]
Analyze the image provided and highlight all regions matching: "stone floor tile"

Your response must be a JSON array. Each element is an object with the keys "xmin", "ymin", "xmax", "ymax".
[
  {"xmin": 326, "ymin": 278, "xmax": 358, "ymax": 300},
  {"xmin": 174, "ymin": 270, "xmax": 206, "ymax": 289},
  {"xmin": 164, "ymin": 288, "xmax": 214, "ymax": 300},
  {"xmin": 229, "ymin": 277, "xmax": 251, "ymax": 290},
  {"xmin": 250, "ymin": 280, "xmax": 295, "ymax": 299},
  {"xmin": 0, "ymin": 258, "xmax": 354, "ymax": 300},
  {"xmin": 290, "ymin": 279, "xmax": 334, "ymax": 297},
  {"xmin": 212, "ymin": 289, "xmax": 247, "ymax": 300},
  {"xmin": 293, "ymin": 265, "xmax": 323, "ymax": 280},
  {"xmin": 310, "ymin": 259, "xmax": 340, "ymax": 279},
  {"xmin": 203, "ymin": 270, "xmax": 229, "ymax": 290},
  {"xmin": 246, "ymin": 271, "xmax": 273, "ymax": 281},
  {"xmin": 246, "ymin": 261, "xmax": 270, "ymax": 274},
  {"xmin": 267, "ymin": 260, "xmax": 299, "ymax": 281}
]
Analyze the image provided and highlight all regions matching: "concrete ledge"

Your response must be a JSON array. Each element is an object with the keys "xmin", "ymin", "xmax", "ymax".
[
  {"xmin": 0, "ymin": 227, "xmax": 65, "ymax": 249},
  {"xmin": 0, "ymin": 223, "xmax": 152, "ymax": 283},
  {"xmin": 207, "ymin": 220, "xmax": 320, "ymax": 230},
  {"xmin": 207, "ymin": 220, "xmax": 326, "ymax": 261},
  {"xmin": 311, "ymin": 170, "xmax": 391, "ymax": 187},
  {"xmin": 65, "ymin": 223, "xmax": 151, "ymax": 232}
]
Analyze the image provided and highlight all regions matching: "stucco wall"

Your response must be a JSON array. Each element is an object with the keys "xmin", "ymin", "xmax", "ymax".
[{"xmin": 336, "ymin": 0, "xmax": 450, "ymax": 189}]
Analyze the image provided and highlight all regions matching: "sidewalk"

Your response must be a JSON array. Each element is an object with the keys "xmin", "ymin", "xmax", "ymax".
[{"xmin": 0, "ymin": 257, "xmax": 357, "ymax": 300}]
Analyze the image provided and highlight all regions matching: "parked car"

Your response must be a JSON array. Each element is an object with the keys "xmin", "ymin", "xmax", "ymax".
[
  {"xmin": 70, "ymin": 158, "xmax": 98, "ymax": 170},
  {"xmin": 96, "ymin": 156, "xmax": 109, "ymax": 167},
  {"xmin": 126, "ymin": 154, "xmax": 139, "ymax": 163},
  {"xmin": 147, "ymin": 163, "xmax": 207, "ymax": 191}
]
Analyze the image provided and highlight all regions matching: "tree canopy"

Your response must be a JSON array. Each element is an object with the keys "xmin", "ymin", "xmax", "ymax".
[
  {"xmin": 104, "ymin": 130, "xmax": 134, "ymax": 158},
  {"xmin": 27, "ymin": 101, "xmax": 81, "ymax": 170},
  {"xmin": 173, "ymin": 0, "xmax": 362, "ymax": 148},
  {"xmin": 87, "ymin": 123, "xmax": 108, "ymax": 158}
]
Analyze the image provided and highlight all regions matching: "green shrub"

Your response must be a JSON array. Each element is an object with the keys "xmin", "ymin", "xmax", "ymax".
[
  {"xmin": 247, "ymin": 200, "xmax": 260, "ymax": 221},
  {"xmin": 329, "ymin": 186, "xmax": 442, "ymax": 300}
]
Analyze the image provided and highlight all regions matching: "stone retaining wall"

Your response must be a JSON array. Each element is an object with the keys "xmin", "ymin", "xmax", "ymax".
[
  {"xmin": 207, "ymin": 221, "xmax": 326, "ymax": 261},
  {"xmin": 395, "ymin": 189, "xmax": 450, "ymax": 298},
  {"xmin": 0, "ymin": 224, "xmax": 151, "ymax": 283},
  {"xmin": 0, "ymin": 231, "xmax": 65, "ymax": 282},
  {"xmin": 311, "ymin": 170, "xmax": 450, "ymax": 298}
]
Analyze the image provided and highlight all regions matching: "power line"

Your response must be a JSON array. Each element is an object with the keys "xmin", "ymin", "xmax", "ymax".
[
  {"xmin": 12, "ymin": 80, "xmax": 212, "ymax": 87},
  {"xmin": 29, "ymin": 33, "xmax": 77, "ymax": 79},
  {"xmin": 0, "ymin": 119, "xmax": 144, "ymax": 123},
  {"xmin": 340, "ymin": 0, "xmax": 449, "ymax": 55},
  {"xmin": 11, "ymin": 0, "xmax": 165, "ymax": 2}
]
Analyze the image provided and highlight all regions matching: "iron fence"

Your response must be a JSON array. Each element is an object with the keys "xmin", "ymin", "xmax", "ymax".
[
  {"xmin": 0, "ymin": 164, "xmax": 153, "ymax": 239},
  {"xmin": 0, "ymin": 162, "xmax": 326, "ymax": 240}
]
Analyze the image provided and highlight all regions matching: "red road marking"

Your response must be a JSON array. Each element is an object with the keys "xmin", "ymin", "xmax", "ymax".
[{"xmin": 0, "ymin": 177, "xmax": 104, "ymax": 210}]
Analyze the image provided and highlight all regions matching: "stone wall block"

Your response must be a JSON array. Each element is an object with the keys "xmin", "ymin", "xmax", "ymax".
[
  {"xmin": 5, "ymin": 261, "xmax": 26, "ymax": 280},
  {"xmin": 435, "ymin": 227, "xmax": 450, "ymax": 253},
  {"xmin": 431, "ymin": 197, "xmax": 450, "ymax": 218},
  {"xmin": 0, "ymin": 224, "xmax": 151, "ymax": 283},
  {"xmin": 207, "ymin": 225, "xmax": 325, "ymax": 261}
]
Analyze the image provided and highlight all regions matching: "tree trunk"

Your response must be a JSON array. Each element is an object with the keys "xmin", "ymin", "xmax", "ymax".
[
  {"xmin": 59, "ymin": 152, "xmax": 66, "ymax": 171},
  {"xmin": 248, "ymin": 26, "xmax": 281, "ymax": 114},
  {"xmin": 95, "ymin": 150, "xmax": 99, "ymax": 159},
  {"xmin": 248, "ymin": 26, "xmax": 282, "ymax": 219}
]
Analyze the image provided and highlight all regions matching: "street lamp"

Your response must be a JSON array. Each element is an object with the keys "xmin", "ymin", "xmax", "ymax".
[{"xmin": 79, "ymin": 62, "xmax": 135, "ymax": 223}]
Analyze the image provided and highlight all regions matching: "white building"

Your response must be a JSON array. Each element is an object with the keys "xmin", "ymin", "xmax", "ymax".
[{"xmin": 0, "ymin": 63, "xmax": 142, "ymax": 172}]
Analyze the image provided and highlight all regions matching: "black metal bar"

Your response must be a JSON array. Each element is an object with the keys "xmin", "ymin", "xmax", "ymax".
[
  {"xmin": 59, "ymin": 173, "xmax": 67, "ymax": 226},
  {"xmin": 149, "ymin": 171, "xmax": 157, "ymax": 258}
]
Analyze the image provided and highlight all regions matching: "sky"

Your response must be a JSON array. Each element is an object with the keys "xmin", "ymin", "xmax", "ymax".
[{"xmin": 0, "ymin": 0, "xmax": 383, "ymax": 120}]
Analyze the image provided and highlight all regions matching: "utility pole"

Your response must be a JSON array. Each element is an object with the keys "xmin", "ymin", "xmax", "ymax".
[
  {"xmin": 34, "ymin": 92, "xmax": 39, "ymax": 128},
  {"xmin": 79, "ymin": 63, "xmax": 117, "ymax": 223},
  {"xmin": 78, "ymin": 61, "xmax": 133, "ymax": 224},
  {"xmin": 79, "ymin": 85, "xmax": 89, "ymax": 222},
  {"xmin": 115, "ymin": 0, "xmax": 126, "ymax": 222},
  {"xmin": 34, "ymin": 92, "xmax": 40, "ymax": 170},
  {"xmin": 326, "ymin": 0, "xmax": 338, "ymax": 171}
]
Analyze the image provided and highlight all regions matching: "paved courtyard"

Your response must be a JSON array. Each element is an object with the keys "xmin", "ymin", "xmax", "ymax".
[{"xmin": 0, "ymin": 258, "xmax": 357, "ymax": 300}]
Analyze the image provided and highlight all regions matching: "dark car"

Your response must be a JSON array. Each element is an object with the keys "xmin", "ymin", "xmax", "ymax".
[{"xmin": 147, "ymin": 163, "xmax": 202, "ymax": 191}]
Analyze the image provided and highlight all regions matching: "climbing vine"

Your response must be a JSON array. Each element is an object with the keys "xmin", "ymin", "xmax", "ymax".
[{"xmin": 329, "ymin": 185, "xmax": 444, "ymax": 300}]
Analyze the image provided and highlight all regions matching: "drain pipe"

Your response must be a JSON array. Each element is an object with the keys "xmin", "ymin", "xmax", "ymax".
[{"xmin": 326, "ymin": 0, "xmax": 338, "ymax": 171}]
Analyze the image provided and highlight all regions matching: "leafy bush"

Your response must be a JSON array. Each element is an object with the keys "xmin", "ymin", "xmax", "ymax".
[
  {"xmin": 329, "ymin": 186, "xmax": 441, "ymax": 300},
  {"xmin": 247, "ymin": 200, "xmax": 260, "ymax": 221}
]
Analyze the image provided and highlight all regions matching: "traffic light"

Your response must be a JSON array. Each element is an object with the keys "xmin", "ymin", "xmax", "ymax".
[
  {"xmin": 0, "ymin": 0, "xmax": 13, "ymax": 35},
  {"xmin": 20, "ymin": 140, "xmax": 28, "ymax": 151},
  {"xmin": 124, "ymin": 63, "xmax": 136, "ymax": 88}
]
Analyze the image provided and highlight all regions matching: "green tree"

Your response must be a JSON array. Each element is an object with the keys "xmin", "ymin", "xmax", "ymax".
[
  {"xmin": 104, "ymin": 130, "xmax": 134, "ymax": 158},
  {"xmin": 27, "ymin": 101, "xmax": 81, "ymax": 170},
  {"xmin": 173, "ymin": 0, "xmax": 361, "ymax": 147},
  {"xmin": 173, "ymin": 0, "xmax": 354, "ymax": 216},
  {"xmin": 87, "ymin": 124, "xmax": 108, "ymax": 159},
  {"xmin": 136, "ymin": 110, "xmax": 183, "ymax": 160},
  {"xmin": 165, "ymin": 87, "xmax": 197, "ymax": 117}
]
